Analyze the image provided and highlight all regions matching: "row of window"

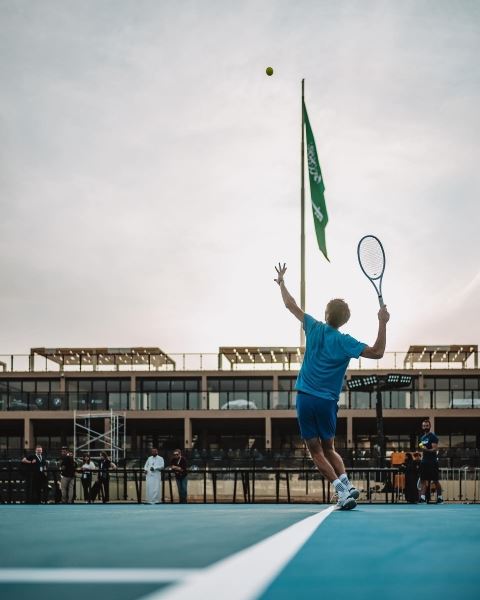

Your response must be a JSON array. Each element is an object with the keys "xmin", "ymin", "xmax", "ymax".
[
  {"xmin": 1, "ymin": 389, "xmax": 480, "ymax": 411},
  {"xmin": 1, "ymin": 376, "xmax": 480, "ymax": 394}
]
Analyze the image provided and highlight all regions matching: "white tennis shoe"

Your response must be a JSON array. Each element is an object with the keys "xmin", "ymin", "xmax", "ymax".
[{"xmin": 336, "ymin": 493, "xmax": 357, "ymax": 510}]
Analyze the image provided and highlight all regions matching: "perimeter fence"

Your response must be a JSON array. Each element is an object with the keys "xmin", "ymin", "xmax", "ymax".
[{"xmin": 1, "ymin": 466, "xmax": 479, "ymax": 505}]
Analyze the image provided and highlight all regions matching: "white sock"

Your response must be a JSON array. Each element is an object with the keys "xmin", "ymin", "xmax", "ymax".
[
  {"xmin": 340, "ymin": 474, "xmax": 352, "ymax": 489},
  {"xmin": 333, "ymin": 478, "xmax": 348, "ymax": 496}
]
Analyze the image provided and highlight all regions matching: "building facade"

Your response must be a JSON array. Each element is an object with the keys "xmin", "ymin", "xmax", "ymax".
[{"xmin": 0, "ymin": 345, "xmax": 479, "ymax": 463}]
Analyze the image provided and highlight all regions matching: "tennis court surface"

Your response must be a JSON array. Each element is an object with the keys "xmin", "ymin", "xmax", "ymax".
[{"xmin": 1, "ymin": 503, "xmax": 479, "ymax": 600}]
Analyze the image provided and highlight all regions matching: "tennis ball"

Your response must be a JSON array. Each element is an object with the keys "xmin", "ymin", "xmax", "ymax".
[{"xmin": 266, "ymin": 66, "xmax": 274, "ymax": 76}]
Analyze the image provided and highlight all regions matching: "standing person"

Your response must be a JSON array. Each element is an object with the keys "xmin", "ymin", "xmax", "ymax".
[
  {"xmin": 144, "ymin": 448, "xmax": 164, "ymax": 504},
  {"xmin": 96, "ymin": 452, "xmax": 116, "ymax": 503},
  {"xmin": 21, "ymin": 446, "xmax": 48, "ymax": 504},
  {"xmin": 274, "ymin": 262, "xmax": 390, "ymax": 510},
  {"xmin": 60, "ymin": 447, "xmax": 76, "ymax": 504},
  {"xmin": 418, "ymin": 418, "xmax": 444, "ymax": 504},
  {"xmin": 78, "ymin": 454, "xmax": 96, "ymax": 503},
  {"xmin": 170, "ymin": 449, "xmax": 188, "ymax": 503}
]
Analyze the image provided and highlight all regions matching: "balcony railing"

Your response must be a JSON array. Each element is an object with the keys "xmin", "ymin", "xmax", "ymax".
[
  {"xmin": 1, "ymin": 390, "xmax": 479, "ymax": 411},
  {"xmin": 0, "ymin": 350, "xmax": 478, "ymax": 373}
]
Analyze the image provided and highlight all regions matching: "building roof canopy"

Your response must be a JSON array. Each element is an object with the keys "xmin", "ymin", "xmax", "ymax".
[{"xmin": 30, "ymin": 347, "xmax": 175, "ymax": 367}]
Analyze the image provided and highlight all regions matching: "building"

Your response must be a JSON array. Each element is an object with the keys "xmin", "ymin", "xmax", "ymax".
[{"xmin": 0, "ymin": 345, "xmax": 479, "ymax": 465}]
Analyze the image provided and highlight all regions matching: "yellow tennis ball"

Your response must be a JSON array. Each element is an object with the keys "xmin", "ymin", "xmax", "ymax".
[{"xmin": 266, "ymin": 66, "xmax": 274, "ymax": 76}]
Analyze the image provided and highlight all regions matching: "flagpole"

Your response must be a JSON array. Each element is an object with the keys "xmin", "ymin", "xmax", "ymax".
[{"xmin": 300, "ymin": 78, "xmax": 305, "ymax": 347}]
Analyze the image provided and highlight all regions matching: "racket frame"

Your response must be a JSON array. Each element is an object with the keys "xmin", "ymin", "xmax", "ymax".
[{"xmin": 357, "ymin": 234, "xmax": 386, "ymax": 307}]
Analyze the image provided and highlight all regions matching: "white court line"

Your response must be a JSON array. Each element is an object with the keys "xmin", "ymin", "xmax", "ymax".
[
  {"xmin": 139, "ymin": 505, "xmax": 336, "ymax": 600},
  {"xmin": 0, "ymin": 568, "xmax": 199, "ymax": 583}
]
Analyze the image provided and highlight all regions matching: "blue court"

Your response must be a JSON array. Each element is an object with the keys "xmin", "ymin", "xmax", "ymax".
[{"xmin": 1, "ymin": 504, "xmax": 479, "ymax": 600}]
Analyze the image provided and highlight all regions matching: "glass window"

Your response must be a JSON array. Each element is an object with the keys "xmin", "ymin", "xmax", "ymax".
[
  {"xmin": 78, "ymin": 380, "xmax": 92, "ymax": 392},
  {"xmin": 207, "ymin": 379, "xmax": 219, "ymax": 392},
  {"xmin": 248, "ymin": 379, "xmax": 263, "ymax": 391},
  {"xmin": 149, "ymin": 392, "xmax": 168, "ymax": 410},
  {"xmin": 8, "ymin": 381, "xmax": 22, "ymax": 393},
  {"xmin": 234, "ymin": 379, "xmax": 248, "ymax": 392},
  {"xmin": 141, "ymin": 380, "xmax": 157, "ymax": 392},
  {"xmin": 67, "ymin": 381, "xmax": 78, "ymax": 392},
  {"xmin": 171, "ymin": 392, "xmax": 186, "ymax": 410},
  {"xmin": 120, "ymin": 380, "xmax": 131, "ymax": 392},
  {"xmin": 263, "ymin": 379, "xmax": 273, "ymax": 391},
  {"xmin": 279, "ymin": 378, "xmax": 295, "ymax": 391},
  {"xmin": 187, "ymin": 392, "xmax": 200, "ymax": 409},
  {"xmin": 390, "ymin": 391, "xmax": 407, "ymax": 409},
  {"xmin": 50, "ymin": 380, "xmax": 60, "ymax": 392},
  {"xmin": 109, "ymin": 393, "xmax": 129, "ymax": 410},
  {"xmin": 350, "ymin": 391, "xmax": 371, "ymax": 409},
  {"xmin": 220, "ymin": 379, "xmax": 234, "ymax": 392},
  {"xmin": 450, "ymin": 378, "xmax": 464, "ymax": 391},
  {"xmin": 92, "ymin": 380, "xmax": 106, "ymax": 392},
  {"xmin": 185, "ymin": 379, "xmax": 200, "ymax": 391},
  {"xmin": 171, "ymin": 380, "xmax": 185, "ymax": 392},
  {"xmin": 435, "ymin": 378, "xmax": 449, "ymax": 390},
  {"xmin": 465, "ymin": 378, "xmax": 479, "ymax": 390},
  {"xmin": 423, "ymin": 378, "xmax": 435, "ymax": 390},
  {"xmin": 452, "ymin": 390, "xmax": 472, "ymax": 408},
  {"xmin": 36, "ymin": 381, "xmax": 50, "ymax": 392},
  {"xmin": 22, "ymin": 381, "xmax": 35, "ymax": 393},
  {"xmin": 106, "ymin": 380, "xmax": 122, "ymax": 392},
  {"xmin": 434, "ymin": 391, "xmax": 449, "ymax": 408}
]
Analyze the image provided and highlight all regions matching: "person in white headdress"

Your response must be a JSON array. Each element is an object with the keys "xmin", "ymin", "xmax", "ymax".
[{"xmin": 144, "ymin": 447, "xmax": 164, "ymax": 504}]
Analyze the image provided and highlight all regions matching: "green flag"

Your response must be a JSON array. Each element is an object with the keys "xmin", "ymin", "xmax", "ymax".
[{"xmin": 303, "ymin": 100, "xmax": 329, "ymax": 261}]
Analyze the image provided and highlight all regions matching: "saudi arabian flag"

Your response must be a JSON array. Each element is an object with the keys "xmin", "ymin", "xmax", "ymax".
[{"xmin": 303, "ymin": 100, "xmax": 329, "ymax": 261}]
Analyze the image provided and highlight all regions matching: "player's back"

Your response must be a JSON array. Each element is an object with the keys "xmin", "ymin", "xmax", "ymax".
[{"xmin": 295, "ymin": 314, "xmax": 366, "ymax": 401}]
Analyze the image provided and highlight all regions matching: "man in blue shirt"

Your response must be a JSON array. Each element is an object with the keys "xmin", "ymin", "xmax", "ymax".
[
  {"xmin": 275, "ymin": 262, "xmax": 390, "ymax": 510},
  {"xmin": 418, "ymin": 418, "xmax": 443, "ymax": 503}
]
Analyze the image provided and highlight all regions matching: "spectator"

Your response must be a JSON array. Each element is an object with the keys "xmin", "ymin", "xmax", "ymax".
[
  {"xmin": 144, "ymin": 448, "xmax": 164, "ymax": 504},
  {"xmin": 78, "ymin": 454, "xmax": 96, "ymax": 503},
  {"xmin": 418, "ymin": 418, "xmax": 444, "ymax": 504},
  {"xmin": 170, "ymin": 449, "xmax": 188, "ymax": 503},
  {"xmin": 21, "ymin": 445, "xmax": 48, "ymax": 504},
  {"xmin": 94, "ymin": 452, "xmax": 116, "ymax": 503},
  {"xmin": 60, "ymin": 447, "xmax": 76, "ymax": 504}
]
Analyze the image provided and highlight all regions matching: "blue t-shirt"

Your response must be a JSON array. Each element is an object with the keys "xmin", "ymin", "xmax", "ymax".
[
  {"xmin": 420, "ymin": 432, "xmax": 439, "ymax": 464},
  {"xmin": 295, "ymin": 314, "xmax": 366, "ymax": 401}
]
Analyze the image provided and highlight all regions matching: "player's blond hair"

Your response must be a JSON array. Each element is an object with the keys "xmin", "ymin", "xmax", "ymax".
[{"xmin": 325, "ymin": 298, "xmax": 350, "ymax": 329}]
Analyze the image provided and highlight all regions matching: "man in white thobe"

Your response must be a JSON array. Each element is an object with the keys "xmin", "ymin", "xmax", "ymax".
[{"xmin": 144, "ymin": 448, "xmax": 164, "ymax": 504}]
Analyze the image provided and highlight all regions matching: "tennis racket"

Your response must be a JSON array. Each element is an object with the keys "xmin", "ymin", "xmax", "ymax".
[{"xmin": 357, "ymin": 235, "xmax": 386, "ymax": 307}]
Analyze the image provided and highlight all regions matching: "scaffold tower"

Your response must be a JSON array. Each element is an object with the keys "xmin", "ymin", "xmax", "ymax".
[{"xmin": 73, "ymin": 410, "xmax": 126, "ymax": 463}]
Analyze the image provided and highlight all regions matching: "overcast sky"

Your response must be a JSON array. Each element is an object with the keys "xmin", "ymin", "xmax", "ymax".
[{"xmin": 1, "ymin": 0, "xmax": 479, "ymax": 357}]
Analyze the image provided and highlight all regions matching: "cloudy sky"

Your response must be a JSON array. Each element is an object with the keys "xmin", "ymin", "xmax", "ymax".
[{"xmin": 1, "ymin": 0, "xmax": 479, "ymax": 357}]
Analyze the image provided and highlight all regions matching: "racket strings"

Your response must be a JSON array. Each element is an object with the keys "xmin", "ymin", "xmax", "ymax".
[{"xmin": 359, "ymin": 239, "xmax": 384, "ymax": 279}]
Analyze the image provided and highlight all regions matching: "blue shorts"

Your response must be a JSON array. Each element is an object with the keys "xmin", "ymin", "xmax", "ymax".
[{"xmin": 296, "ymin": 391, "xmax": 338, "ymax": 440}]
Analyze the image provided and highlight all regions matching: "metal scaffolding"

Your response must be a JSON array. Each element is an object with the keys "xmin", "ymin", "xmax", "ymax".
[{"xmin": 73, "ymin": 410, "xmax": 126, "ymax": 463}]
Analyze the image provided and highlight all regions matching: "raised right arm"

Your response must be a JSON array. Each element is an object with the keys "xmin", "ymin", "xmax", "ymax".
[{"xmin": 361, "ymin": 305, "xmax": 390, "ymax": 359}]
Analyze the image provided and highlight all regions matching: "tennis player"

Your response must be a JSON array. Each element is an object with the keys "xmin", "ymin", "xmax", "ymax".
[{"xmin": 274, "ymin": 262, "xmax": 390, "ymax": 509}]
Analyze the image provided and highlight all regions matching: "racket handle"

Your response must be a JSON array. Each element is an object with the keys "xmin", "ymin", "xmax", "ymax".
[{"xmin": 378, "ymin": 295, "xmax": 385, "ymax": 308}]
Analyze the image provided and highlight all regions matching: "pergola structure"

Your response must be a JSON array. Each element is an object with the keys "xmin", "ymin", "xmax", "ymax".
[
  {"xmin": 30, "ymin": 347, "xmax": 176, "ymax": 371},
  {"xmin": 218, "ymin": 347, "xmax": 305, "ymax": 370},
  {"xmin": 404, "ymin": 345, "xmax": 478, "ymax": 369}
]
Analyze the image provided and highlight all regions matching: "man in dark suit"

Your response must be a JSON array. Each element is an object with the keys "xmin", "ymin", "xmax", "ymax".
[{"xmin": 22, "ymin": 445, "xmax": 48, "ymax": 504}]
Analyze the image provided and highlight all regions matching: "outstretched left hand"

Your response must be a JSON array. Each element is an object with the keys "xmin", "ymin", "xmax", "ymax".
[{"xmin": 274, "ymin": 262, "xmax": 287, "ymax": 285}]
